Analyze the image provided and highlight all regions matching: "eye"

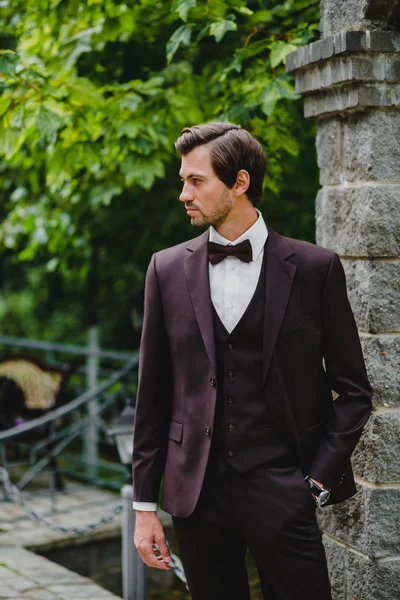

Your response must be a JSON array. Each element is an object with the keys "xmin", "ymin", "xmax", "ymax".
[{"xmin": 192, "ymin": 178, "xmax": 200, "ymax": 184}]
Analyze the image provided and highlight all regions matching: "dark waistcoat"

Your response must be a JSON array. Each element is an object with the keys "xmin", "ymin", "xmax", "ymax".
[{"xmin": 210, "ymin": 250, "xmax": 289, "ymax": 473}]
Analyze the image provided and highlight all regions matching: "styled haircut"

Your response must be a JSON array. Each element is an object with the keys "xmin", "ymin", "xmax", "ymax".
[{"xmin": 175, "ymin": 122, "xmax": 266, "ymax": 207}]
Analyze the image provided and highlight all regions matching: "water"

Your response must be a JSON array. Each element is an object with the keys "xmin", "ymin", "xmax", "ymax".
[{"xmin": 39, "ymin": 526, "xmax": 264, "ymax": 598}]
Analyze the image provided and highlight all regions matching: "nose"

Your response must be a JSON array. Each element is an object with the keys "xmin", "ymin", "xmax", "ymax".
[{"xmin": 179, "ymin": 182, "xmax": 193, "ymax": 203}]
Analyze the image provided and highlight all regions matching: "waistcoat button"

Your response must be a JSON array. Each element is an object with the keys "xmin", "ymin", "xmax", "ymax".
[
  {"xmin": 227, "ymin": 450, "xmax": 234, "ymax": 459},
  {"xmin": 227, "ymin": 397, "xmax": 235, "ymax": 406},
  {"xmin": 228, "ymin": 342, "xmax": 234, "ymax": 351},
  {"xmin": 228, "ymin": 423, "xmax": 236, "ymax": 432},
  {"xmin": 228, "ymin": 369, "xmax": 235, "ymax": 379}
]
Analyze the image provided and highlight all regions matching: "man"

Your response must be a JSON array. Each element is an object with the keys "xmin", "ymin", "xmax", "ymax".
[{"xmin": 132, "ymin": 122, "xmax": 372, "ymax": 599}]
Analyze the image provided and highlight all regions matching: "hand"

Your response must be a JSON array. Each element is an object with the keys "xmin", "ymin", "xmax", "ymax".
[{"xmin": 134, "ymin": 511, "xmax": 171, "ymax": 570}]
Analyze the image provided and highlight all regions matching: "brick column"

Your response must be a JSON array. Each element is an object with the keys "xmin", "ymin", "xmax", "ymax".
[{"xmin": 287, "ymin": 4, "xmax": 400, "ymax": 599}]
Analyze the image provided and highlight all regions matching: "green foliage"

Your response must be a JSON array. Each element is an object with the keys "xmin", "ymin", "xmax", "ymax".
[{"xmin": 0, "ymin": 0, "xmax": 320, "ymax": 347}]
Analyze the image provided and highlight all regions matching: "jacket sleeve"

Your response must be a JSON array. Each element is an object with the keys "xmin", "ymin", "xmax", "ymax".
[
  {"xmin": 309, "ymin": 253, "xmax": 373, "ymax": 489},
  {"xmin": 132, "ymin": 253, "xmax": 173, "ymax": 503}
]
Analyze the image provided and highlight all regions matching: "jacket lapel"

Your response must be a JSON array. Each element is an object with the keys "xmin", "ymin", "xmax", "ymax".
[
  {"xmin": 262, "ymin": 228, "xmax": 303, "ymax": 462},
  {"xmin": 262, "ymin": 228, "xmax": 297, "ymax": 385},
  {"xmin": 184, "ymin": 231, "xmax": 216, "ymax": 372}
]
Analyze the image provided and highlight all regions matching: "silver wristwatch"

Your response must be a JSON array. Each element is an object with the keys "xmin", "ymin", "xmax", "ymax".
[{"xmin": 304, "ymin": 476, "xmax": 331, "ymax": 507}]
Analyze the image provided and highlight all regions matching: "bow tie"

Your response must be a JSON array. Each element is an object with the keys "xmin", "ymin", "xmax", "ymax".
[{"xmin": 207, "ymin": 239, "xmax": 253, "ymax": 265}]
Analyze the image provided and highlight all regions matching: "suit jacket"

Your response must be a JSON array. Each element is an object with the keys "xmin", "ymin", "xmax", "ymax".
[{"xmin": 132, "ymin": 227, "xmax": 372, "ymax": 518}]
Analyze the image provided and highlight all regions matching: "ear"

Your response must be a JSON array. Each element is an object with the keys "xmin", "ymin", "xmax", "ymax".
[{"xmin": 233, "ymin": 169, "xmax": 250, "ymax": 197}]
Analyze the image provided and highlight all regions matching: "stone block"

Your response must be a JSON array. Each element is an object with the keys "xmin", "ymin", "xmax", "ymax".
[
  {"xmin": 296, "ymin": 55, "xmax": 400, "ymax": 95},
  {"xmin": 352, "ymin": 411, "xmax": 400, "ymax": 482},
  {"xmin": 366, "ymin": 29, "xmax": 400, "ymax": 52},
  {"xmin": 320, "ymin": 1, "xmax": 369, "ymax": 38},
  {"xmin": 304, "ymin": 82, "xmax": 400, "ymax": 117},
  {"xmin": 322, "ymin": 36, "xmax": 335, "ymax": 60},
  {"xmin": 316, "ymin": 185, "xmax": 400, "ymax": 257},
  {"xmin": 286, "ymin": 31, "xmax": 400, "ymax": 73},
  {"xmin": 358, "ymin": 81, "xmax": 400, "ymax": 106},
  {"xmin": 386, "ymin": 56, "xmax": 400, "ymax": 80},
  {"xmin": 316, "ymin": 117, "xmax": 344, "ymax": 185},
  {"xmin": 342, "ymin": 259, "xmax": 400, "ymax": 333},
  {"xmin": 318, "ymin": 485, "xmax": 400, "ymax": 557},
  {"xmin": 316, "ymin": 111, "xmax": 400, "ymax": 183},
  {"xmin": 1, "ymin": 573, "xmax": 36, "ymax": 592},
  {"xmin": 322, "ymin": 535, "xmax": 346, "ymax": 600},
  {"xmin": 346, "ymin": 551, "xmax": 400, "ymax": 600},
  {"xmin": 310, "ymin": 40, "xmax": 323, "ymax": 64},
  {"xmin": 344, "ymin": 110, "xmax": 400, "ymax": 182},
  {"xmin": 335, "ymin": 29, "xmax": 369, "ymax": 53},
  {"xmin": 23, "ymin": 590, "xmax": 60, "ymax": 600},
  {"xmin": 360, "ymin": 334, "xmax": 400, "ymax": 408}
]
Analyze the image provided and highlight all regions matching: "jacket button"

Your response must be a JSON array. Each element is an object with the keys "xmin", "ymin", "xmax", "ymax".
[
  {"xmin": 228, "ymin": 370, "xmax": 235, "ymax": 379},
  {"xmin": 227, "ymin": 450, "xmax": 234, "ymax": 459},
  {"xmin": 205, "ymin": 427, "xmax": 212, "ymax": 437},
  {"xmin": 228, "ymin": 423, "xmax": 236, "ymax": 432},
  {"xmin": 210, "ymin": 377, "xmax": 216, "ymax": 388}
]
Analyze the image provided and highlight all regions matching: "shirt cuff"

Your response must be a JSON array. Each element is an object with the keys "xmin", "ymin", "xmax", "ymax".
[{"xmin": 132, "ymin": 501, "xmax": 158, "ymax": 511}]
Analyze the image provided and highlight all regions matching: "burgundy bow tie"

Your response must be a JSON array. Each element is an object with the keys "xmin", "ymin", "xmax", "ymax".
[{"xmin": 207, "ymin": 239, "xmax": 253, "ymax": 265}]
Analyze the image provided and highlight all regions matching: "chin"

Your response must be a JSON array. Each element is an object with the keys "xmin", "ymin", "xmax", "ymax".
[{"xmin": 190, "ymin": 216, "xmax": 206, "ymax": 227}]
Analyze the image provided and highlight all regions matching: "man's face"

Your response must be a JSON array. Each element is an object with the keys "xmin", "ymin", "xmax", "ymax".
[{"xmin": 179, "ymin": 145, "xmax": 233, "ymax": 228}]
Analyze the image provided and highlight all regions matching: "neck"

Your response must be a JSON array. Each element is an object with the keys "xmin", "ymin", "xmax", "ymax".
[{"xmin": 216, "ymin": 203, "xmax": 258, "ymax": 241}]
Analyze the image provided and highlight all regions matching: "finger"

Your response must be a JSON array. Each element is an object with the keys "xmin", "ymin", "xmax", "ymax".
[
  {"xmin": 156, "ymin": 555, "xmax": 171, "ymax": 569},
  {"xmin": 155, "ymin": 536, "xmax": 171, "ymax": 563},
  {"xmin": 140, "ymin": 543, "xmax": 170, "ymax": 570}
]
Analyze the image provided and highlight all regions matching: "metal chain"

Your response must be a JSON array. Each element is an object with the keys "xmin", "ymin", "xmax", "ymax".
[
  {"xmin": 0, "ymin": 466, "xmax": 122, "ymax": 535},
  {"xmin": 168, "ymin": 550, "xmax": 187, "ymax": 586},
  {"xmin": 0, "ymin": 466, "xmax": 187, "ymax": 585}
]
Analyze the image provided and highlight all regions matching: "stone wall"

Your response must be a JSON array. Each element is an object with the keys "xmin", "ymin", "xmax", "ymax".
[{"xmin": 287, "ymin": 2, "xmax": 400, "ymax": 598}]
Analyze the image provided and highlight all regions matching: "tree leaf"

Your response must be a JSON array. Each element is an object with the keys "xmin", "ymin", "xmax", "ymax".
[
  {"xmin": 166, "ymin": 25, "xmax": 192, "ymax": 63},
  {"xmin": 238, "ymin": 7, "xmax": 253, "ymax": 15},
  {"xmin": 209, "ymin": 20, "xmax": 238, "ymax": 44},
  {"xmin": 36, "ymin": 106, "xmax": 64, "ymax": 141},
  {"xmin": 260, "ymin": 81, "xmax": 282, "ymax": 116},
  {"xmin": 269, "ymin": 41, "xmax": 298, "ymax": 69},
  {"xmin": 241, "ymin": 39, "xmax": 271, "ymax": 60},
  {"xmin": 0, "ymin": 96, "xmax": 12, "ymax": 118},
  {"xmin": 275, "ymin": 76, "xmax": 300, "ymax": 101},
  {"xmin": 89, "ymin": 185, "xmax": 122, "ymax": 207},
  {"xmin": 0, "ymin": 51, "xmax": 19, "ymax": 77},
  {"xmin": 172, "ymin": 0, "xmax": 196, "ymax": 22}
]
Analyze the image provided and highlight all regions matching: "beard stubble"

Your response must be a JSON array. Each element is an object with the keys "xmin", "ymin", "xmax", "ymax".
[{"xmin": 189, "ymin": 187, "xmax": 233, "ymax": 228}]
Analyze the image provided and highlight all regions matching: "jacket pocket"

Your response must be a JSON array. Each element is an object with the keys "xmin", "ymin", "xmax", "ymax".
[
  {"xmin": 279, "ymin": 313, "xmax": 314, "ymax": 336},
  {"xmin": 168, "ymin": 420, "xmax": 183, "ymax": 443}
]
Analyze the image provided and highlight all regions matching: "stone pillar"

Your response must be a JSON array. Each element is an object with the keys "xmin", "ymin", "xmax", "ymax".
[{"xmin": 286, "ymin": 3, "xmax": 400, "ymax": 599}]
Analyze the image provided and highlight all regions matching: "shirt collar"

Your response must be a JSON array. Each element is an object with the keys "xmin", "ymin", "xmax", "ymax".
[{"xmin": 208, "ymin": 209, "xmax": 268, "ymax": 262}]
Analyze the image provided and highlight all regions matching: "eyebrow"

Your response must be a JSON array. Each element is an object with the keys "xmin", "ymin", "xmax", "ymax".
[{"xmin": 179, "ymin": 172, "xmax": 207, "ymax": 180}]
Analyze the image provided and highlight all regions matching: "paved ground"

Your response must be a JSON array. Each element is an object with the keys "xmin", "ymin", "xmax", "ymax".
[
  {"xmin": 0, "ymin": 547, "xmax": 120, "ymax": 599},
  {"xmin": 0, "ymin": 485, "xmax": 124, "ymax": 599}
]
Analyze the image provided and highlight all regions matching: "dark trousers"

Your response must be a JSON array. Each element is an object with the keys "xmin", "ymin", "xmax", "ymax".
[{"xmin": 172, "ymin": 460, "xmax": 332, "ymax": 600}]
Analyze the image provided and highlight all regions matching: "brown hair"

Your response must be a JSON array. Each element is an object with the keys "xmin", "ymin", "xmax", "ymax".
[{"xmin": 175, "ymin": 122, "xmax": 266, "ymax": 207}]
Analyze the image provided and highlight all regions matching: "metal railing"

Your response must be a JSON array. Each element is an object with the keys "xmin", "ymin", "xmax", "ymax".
[
  {"xmin": 0, "ymin": 335, "xmax": 139, "ymax": 498},
  {"xmin": 0, "ymin": 335, "xmax": 189, "ymax": 599}
]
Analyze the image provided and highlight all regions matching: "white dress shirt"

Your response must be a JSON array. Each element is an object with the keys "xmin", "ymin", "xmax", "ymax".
[
  {"xmin": 208, "ymin": 209, "xmax": 268, "ymax": 332},
  {"xmin": 133, "ymin": 210, "xmax": 268, "ymax": 511}
]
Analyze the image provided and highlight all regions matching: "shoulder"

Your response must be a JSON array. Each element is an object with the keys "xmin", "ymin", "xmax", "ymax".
[
  {"xmin": 285, "ymin": 236, "xmax": 336, "ymax": 266},
  {"xmin": 152, "ymin": 230, "xmax": 208, "ymax": 272},
  {"xmin": 268, "ymin": 228, "xmax": 338, "ymax": 281}
]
